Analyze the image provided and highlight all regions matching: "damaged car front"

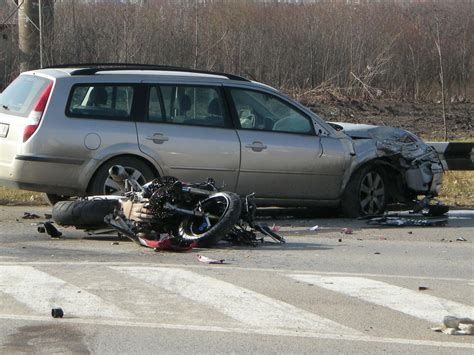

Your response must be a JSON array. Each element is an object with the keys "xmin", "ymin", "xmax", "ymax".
[{"xmin": 331, "ymin": 122, "xmax": 444, "ymax": 217}]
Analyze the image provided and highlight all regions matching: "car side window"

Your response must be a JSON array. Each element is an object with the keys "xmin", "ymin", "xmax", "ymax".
[
  {"xmin": 159, "ymin": 85, "xmax": 226, "ymax": 128},
  {"xmin": 67, "ymin": 85, "xmax": 134, "ymax": 119},
  {"xmin": 147, "ymin": 86, "xmax": 165, "ymax": 122},
  {"xmin": 230, "ymin": 89, "xmax": 313, "ymax": 134}
]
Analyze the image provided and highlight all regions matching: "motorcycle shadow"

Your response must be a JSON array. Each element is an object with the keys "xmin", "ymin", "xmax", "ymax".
[
  {"xmin": 210, "ymin": 240, "xmax": 334, "ymax": 251},
  {"xmin": 82, "ymin": 233, "xmax": 130, "ymax": 242}
]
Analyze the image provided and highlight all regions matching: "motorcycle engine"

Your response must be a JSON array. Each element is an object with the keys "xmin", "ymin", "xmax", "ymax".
[{"xmin": 146, "ymin": 176, "xmax": 183, "ymax": 218}]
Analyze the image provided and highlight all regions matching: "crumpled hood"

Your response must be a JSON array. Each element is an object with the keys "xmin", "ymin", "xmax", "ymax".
[
  {"xmin": 328, "ymin": 122, "xmax": 414, "ymax": 141},
  {"xmin": 328, "ymin": 122, "xmax": 438, "ymax": 162}
]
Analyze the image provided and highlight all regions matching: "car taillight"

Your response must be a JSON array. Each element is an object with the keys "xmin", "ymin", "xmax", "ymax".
[{"xmin": 23, "ymin": 81, "xmax": 53, "ymax": 142}]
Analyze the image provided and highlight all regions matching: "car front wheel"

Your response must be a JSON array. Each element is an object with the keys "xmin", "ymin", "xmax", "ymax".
[{"xmin": 341, "ymin": 165, "xmax": 387, "ymax": 218}]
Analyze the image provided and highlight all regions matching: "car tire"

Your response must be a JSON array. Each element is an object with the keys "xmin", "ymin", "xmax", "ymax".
[
  {"xmin": 341, "ymin": 164, "xmax": 387, "ymax": 218},
  {"xmin": 89, "ymin": 156, "xmax": 156, "ymax": 195},
  {"xmin": 43, "ymin": 193, "xmax": 70, "ymax": 206},
  {"xmin": 52, "ymin": 199, "xmax": 120, "ymax": 229}
]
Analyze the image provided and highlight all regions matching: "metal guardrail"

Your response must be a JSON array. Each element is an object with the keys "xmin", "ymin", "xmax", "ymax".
[{"xmin": 429, "ymin": 142, "xmax": 474, "ymax": 171}]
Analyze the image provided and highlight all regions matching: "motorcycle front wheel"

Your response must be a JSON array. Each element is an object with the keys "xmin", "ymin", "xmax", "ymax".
[{"xmin": 177, "ymin": 192, "xmax": 242, "ymax": 247}]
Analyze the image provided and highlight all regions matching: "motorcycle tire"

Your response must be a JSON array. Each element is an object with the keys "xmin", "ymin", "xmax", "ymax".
[
  {"xmin": 52, "ymin": 199, "xmax": 120, "ymax": 229},
  {"xmin": 177, "ymin": 192, "xmax": 242, "ymax": 248}
]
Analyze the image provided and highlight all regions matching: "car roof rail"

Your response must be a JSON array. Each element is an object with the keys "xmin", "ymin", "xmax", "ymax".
[{"xmin": 44, "ymin": 63, "xmax": 250, "ymax": 82}]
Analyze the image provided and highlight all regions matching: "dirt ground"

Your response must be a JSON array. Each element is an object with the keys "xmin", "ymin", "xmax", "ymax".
[{"xmin": 300, "ymin": 95, "xmax": 472, "ymax": 141}]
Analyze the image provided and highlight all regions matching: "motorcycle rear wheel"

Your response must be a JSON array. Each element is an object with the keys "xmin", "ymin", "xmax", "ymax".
[
  {"xmin": 52, "ymin": 199, "xmax": 120, "ymax": 229},
  {"xmin": 177, "ymin": 192, "xmax": 242, "ymax": 247}
]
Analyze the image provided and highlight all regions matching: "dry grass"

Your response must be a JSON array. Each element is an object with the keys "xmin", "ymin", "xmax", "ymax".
[
  {"xmin": 0, "ymin": 187, "xmax": 46, "ymax": 206},
  {"xmin": 438, "ymin": 171, "xmax": 474, "ymax": 207},
  {"xmin": 1, "ymin": 172, "xmax": 473, "ymax": 208}
]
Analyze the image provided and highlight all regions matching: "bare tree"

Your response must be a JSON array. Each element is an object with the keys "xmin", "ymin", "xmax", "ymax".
[
  {"xmin": 0, "ymin": 0, "xmax": 472, "ymax": 103},
  {"xmin": 434, "ymin": 15, "xmax": 447, "ymax": 141}
]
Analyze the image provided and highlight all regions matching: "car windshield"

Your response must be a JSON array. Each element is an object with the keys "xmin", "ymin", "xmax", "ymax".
[{"xmin": 0, "ymin": 75, "xmax": 52, "ymax": 118}]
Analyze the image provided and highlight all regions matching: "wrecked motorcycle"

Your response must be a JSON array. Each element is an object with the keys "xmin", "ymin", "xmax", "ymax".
[{"xmin": 52, "ymin": 165, "xmax": 284, "ymax": 249}]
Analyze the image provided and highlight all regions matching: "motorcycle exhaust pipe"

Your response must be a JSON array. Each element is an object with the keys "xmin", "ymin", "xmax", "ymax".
[{"xmin": 109, "ymin": 165, "xmax": 129, "ymax": 182}]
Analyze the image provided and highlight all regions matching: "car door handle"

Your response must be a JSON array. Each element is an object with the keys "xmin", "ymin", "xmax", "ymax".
[
  {"xmin": 146, "ymin": 133, "xmax": 169, "ymax": 144},
  {"xmin": 245, "ymin": 141, "xmax": 267, "ymax": 152}
]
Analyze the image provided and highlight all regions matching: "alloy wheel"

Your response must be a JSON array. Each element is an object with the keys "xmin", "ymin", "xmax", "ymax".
[
  {"xmin": 359, "ymin": 171, "xmax": 385, "ymax": 215},
  {"xmin": 103, "ymin": 166, "xmax": 147, "ymax": 195}
]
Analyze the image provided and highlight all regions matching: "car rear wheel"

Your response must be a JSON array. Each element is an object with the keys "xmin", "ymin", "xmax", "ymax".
[
  {"xmin": 89, "ymin": 157, "xmax": 155, "ymax": 195},
  {"xmin": 341, "ymin": 165, "xmax": 387, "ymax": 218}
]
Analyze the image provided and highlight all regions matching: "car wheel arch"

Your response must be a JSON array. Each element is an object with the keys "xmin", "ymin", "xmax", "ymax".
[
  {"xmin": 340, "ymin": 158, "xmax": 407, "ymax": 217},
  {"xmin": 349, "ymin": 158, "xmax": 403, "ymax": 195}
]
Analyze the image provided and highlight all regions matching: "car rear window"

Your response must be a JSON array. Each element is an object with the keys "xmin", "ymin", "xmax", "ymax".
[
  {"xmin": 0, "ymin": 75, "xmax": 52, "ymax": 118},
  {"xmin": 67, "ymin": 84, "xmax": 135, "ymax": 119}
]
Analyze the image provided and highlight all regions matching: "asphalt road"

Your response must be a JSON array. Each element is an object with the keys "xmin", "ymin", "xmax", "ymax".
[{"xmin": 0, "ymin": 205, "xmax": 473, "ymax": 354}]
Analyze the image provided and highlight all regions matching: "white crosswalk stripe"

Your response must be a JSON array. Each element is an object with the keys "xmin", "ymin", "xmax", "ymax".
[
  {"xmin": 0, "ymin": 264, "xmax": 473, "ymax": 349},
  {"xmin": 112, "ymin": 266, "xmax": 360, "ymax": 335},
  {"xmin": 0, "ymin": 265, "xmax": 132, "ymax": 318},
  {"xmin": 288, "ymin": 274, "xmax": 474, "ymax": 323}
]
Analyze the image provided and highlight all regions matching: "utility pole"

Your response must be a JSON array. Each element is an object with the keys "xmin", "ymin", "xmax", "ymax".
[
  {"xmin": 18, "ymin": 0, "xmax": 53, "ymax": 72},
  {"xmin": 18, "ymin": 0, "xmax": 40, "ymax": 72}
]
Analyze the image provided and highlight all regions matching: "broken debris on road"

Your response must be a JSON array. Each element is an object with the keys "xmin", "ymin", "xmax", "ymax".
[
  {"xmin": 366, "ymin": 214, "xmax": 448, "ymax": 227},
  {"xmin": 432, "ymin": 316, "xmax": 474, "ymax": 335},
  {"xmin": 197, "ymin": 255, "xmax": 226, "ymax": 264}
]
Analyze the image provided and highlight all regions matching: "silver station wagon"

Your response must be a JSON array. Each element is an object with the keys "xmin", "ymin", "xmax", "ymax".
[{"xmin": 0, "ymin": 65, "xmax": 443, "ymax": 216}]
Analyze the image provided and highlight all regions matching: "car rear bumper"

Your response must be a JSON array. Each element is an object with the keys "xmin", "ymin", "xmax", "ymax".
[{"xmin": 0, "ymin": 155, "xmax": 87, "ymax": 195}]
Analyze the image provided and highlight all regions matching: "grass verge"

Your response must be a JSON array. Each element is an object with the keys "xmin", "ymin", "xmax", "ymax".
[
  {"xmin": 438, "ymin": 171, "xmax": 474, "ymax": 207},
  {"xmin": 0, "ymin": 187, "xmax": 46, "ymax": 206}
]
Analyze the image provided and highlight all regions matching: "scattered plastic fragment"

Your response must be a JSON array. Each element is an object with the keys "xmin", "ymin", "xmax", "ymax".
[
  {"xmin": 443, "ymin": 316, "xmax": 474, "ymax": 329},
  {"xmin": 456, "ymin": 237, "xmax": 467, "ymax": 242},
  {"xmin": 427, "ymin": 204, "xmax": 450, "ymax": 216},
  {"xmin": 341, "ymin": 228, "xmax": 353, "ymax": 234},
  {"xmin": 197, "ymin": 254, "xmax": 225, "ymax": 264},
  {"xmin": 418, "ymin": 286, "xmax": 429, "ymax": 291},
  {"xmin": 43, "ymin": 222, "xmax": 63, "ymax": 238},
  {"xmin": 271, "ymin": 224, "xmax": 281, "ymax": 232},
  {"xmin": 51, "ymin": 308, "xmax": 64, "ymax": 318},
  {"xmin": 309, "ymin": 225, "xmax": 319, "ymax": 231},
  {"xmin": 138, "ymin": 237, "xmax": 195, "ymax": 252},
  {"xmin": 111, "ymin": 241, "xmax": 119, "ymax": 245},
  {"xmin": 22, "ymin": 212, "xmax": 40, "ymax": 219},
  {"xmin": 44, "ymin": 213, "xmax": 52, "ymax": 219},
  {"xmin": 253, "ymin": 224, "xmax": 286, "ymax": 243},
  {"xmin": 432, "ymin": 316, "xmax": 474, "ymax": 335}
]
